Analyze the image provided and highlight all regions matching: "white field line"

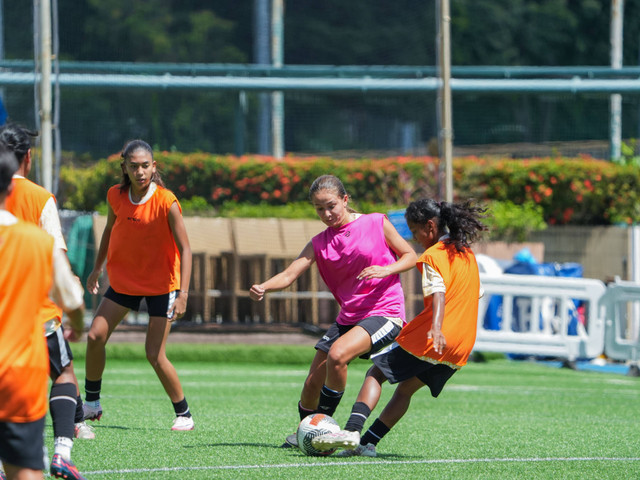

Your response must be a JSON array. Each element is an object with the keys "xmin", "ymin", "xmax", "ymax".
[{"xmin": 84, "ymin": 456, "xmax": 640, "ymax": 476}]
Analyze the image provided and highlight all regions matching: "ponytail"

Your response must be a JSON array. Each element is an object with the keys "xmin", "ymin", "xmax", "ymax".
[{"xmin": 405, "ymin": 198, "xmax": 487, "ymax": 252}]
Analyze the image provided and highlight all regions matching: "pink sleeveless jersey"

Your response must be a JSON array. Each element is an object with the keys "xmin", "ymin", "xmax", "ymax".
[{"xmin": 311, "ymin": 213, "xmax": 406, "ymax": 326}]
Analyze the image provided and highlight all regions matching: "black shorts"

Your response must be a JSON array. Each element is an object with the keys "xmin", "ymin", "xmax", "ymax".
[
  {"xmin": 371, "ymin": 343, "xmax": 457, "ymax": 397},
  {"xmin": 104, "ymin": 287, "xmax": 178, "ymax": 318},
  {"xmin": 315, "ymin": 316, "xmax": 402, "ymax": 360},
  {"xmin": 0, "ymin": 416, "xmax": 46, "ymax": 470},
  {"xmin": 47, "ymin": 326, "xmax": 73, "ymax": 379}
]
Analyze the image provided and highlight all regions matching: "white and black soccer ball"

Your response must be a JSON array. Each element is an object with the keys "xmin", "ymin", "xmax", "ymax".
[{"xmin": 296, "ymin": 413, "xmax": 340, "ymax": 456}]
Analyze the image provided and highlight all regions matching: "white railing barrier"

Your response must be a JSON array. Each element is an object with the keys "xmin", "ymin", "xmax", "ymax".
[
  {"xmin": 474, "ymin": 273, "xmax": 607, "ymax": 360},
  {"xmin": 601, "ymin": 278, "xmax": 640, "ymax": 364}
]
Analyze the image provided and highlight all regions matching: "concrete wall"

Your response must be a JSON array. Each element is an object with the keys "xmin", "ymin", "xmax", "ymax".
[{"xmin": 530, "ymin": 226, "xmax": 629, "ymax": 281}]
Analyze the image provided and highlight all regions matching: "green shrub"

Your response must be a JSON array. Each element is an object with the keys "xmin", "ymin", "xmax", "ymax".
[{"xmin": 484, "ymin": 201, "xmax": 547, "ymax": 242}]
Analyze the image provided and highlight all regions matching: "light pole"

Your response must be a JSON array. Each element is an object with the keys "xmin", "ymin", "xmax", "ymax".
[{"xmin": 437, "ymin": 0, "xmax": 453, "ymax": 202}]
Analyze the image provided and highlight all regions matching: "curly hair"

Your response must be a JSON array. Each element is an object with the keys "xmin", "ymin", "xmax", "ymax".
[{"xmin": 405, "ymin": 198, "xmax": 487, "ymax": 252}]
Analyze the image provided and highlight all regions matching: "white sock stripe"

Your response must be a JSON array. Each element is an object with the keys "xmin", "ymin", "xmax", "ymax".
[
  {"xmin": 176, "ymin": 408, "xmax": 190, "ymax": 416},
  {"xmin": 50, "ymin": 395, "xmax": 78, "ymax": 404},
  {"xmin": 85, "ymin": 389, "xmax": 101, "ymax": 394},
  {"xmin": 322, "ymin": 385, "xmax": 343, "ymax": 396},
  {"xmin": 353, "ymin": 413, "xmax": 368, "ymax": 420},
  {"xmin": 368, "ymin": 431, "xmax": 382, "ymax": 440}
]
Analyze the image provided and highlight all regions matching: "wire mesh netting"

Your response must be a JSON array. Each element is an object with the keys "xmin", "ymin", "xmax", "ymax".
[{"xmin": 4, "ymin": 84, "xmax": 640, "ymax": 162}]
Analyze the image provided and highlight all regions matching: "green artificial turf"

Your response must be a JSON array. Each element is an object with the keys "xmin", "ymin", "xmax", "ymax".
[{"xmin": 57, "ymin": 343, "xmax": 640, "ymax": 479}]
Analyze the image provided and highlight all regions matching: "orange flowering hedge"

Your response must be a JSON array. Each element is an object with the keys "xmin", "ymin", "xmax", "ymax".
[
  {"xmin": 59, "ymin": 152, "xmax": 640, "ymax": 225},
  {"xmin": 454, "ymin": 155, "xmax": 640, "ymax": 225}
]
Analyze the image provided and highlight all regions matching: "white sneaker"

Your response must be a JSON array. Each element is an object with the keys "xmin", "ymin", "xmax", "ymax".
[
  {"xmin": 336, "ymin": 443, "xmax": 377, "ymax": 457},
  {"xmin": 74, "ymin": 421, "xmax": 96, "ymax": 440},
  {"xmin": 83, "ymin": 401, "xmax": 102, "ymax": 421},
  {"xmin": 311, "ymin": 429, "xmax": 360, "ymax": 451},
  {"xmin": 171, "ymin": 416, "xmax": 194, "ymax": 431}
]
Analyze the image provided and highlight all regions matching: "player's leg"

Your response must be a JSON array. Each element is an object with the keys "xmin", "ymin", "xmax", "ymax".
[
  {"xmin": 344, "ymin": 365, "xmax": 388, "ymax": 432},
  {"xmin": 312, "ymin": 365, "xmax": 387, "ymax": 452},
  {"xmin": 84, "ymin": 294, "xmax": 130, "ymax": 420},
  {"xmin": 315, "ymin": 326, "xmax": 370, "ymax": 417},
  {"xmin": 357, "ymin": 363, "xmax": 457, "ymax": 454},
  {"xmin": 279, "ymin": 348, "xmax": 328, "ymax": 448},
  {"xmin": 145, "ymin": 310, "xmax": 193, "ymax": 431},
  {"xmin": 47, "ymin": 328, "xmax": 82, "ymax": 464},
  {"xmin": 318, "ymin": 316, "xmax": 400, "ymax": 417},
  {"xmin": 0, "ymin": 417, "xmax": 53, "ymax": 480},
  {"xmin": 299, "ymin": 349, "xmax": 328, "ymax": 415}
]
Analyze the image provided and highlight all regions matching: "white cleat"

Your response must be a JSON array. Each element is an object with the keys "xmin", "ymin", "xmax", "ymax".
[
  {"xmin": 311, "ymin": 429, "xmax": 360, "ymax": 451},
  {"xmin": 171, "ymin": 416, "xmax": 195, "ymax": 431},
  {"xmin": 336, "ymin": 443, "xmax": 377, "ymax": 457},
  {"xmin": 74, "ymin": 421, "xmax": 96, "ymax": 439}
]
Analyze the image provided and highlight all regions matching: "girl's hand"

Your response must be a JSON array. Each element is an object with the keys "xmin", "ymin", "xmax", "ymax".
[
  {"xmin": 86, "ymin": 269, "xmax": 102, "ymax": 295},
  {"xmin": 428, "ymin": 328, "xmax": 446, "ymax": 355},
  {"xmin": 357, "ymin": 265, "xmax": 392, "ymax": 280},
  {"xmin": 250, "ymin": 284, "xmax": 265, "ymax": 301},
  {"xmin": 167, "ymin": 291, "xmax": 188, "ymax": 322}
]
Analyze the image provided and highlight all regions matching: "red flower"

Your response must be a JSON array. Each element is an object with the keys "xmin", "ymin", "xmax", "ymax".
[{"xmin": 563, "ymin": 208, "xmax": 574, "ymax": 223}]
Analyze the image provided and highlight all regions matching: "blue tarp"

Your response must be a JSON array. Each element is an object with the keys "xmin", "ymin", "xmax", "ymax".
[{"xmin": 484, "ymin": 259, "xmax": 583, "ymax": 336}]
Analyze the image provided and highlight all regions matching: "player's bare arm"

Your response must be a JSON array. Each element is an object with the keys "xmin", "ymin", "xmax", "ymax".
[{"xmin": 250, "ymin": 241, "xmax": 315, "ymax": 301}]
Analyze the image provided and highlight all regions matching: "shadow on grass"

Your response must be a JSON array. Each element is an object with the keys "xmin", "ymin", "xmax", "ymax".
[
  {"xmin": 182, "ymin": 442, "xmax": 412, "ymax": 461},
  {"xmin": 90, "ymin": 425, "xmax": 130, "ymax": 431}
]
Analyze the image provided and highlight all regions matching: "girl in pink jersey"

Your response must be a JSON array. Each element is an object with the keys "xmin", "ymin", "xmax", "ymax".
[
  {"xmin": 250, "ymin": 175, "xmax": 417, "ymax": 447},
  {"xmin": 83, "ymin": 140, "xmax": 194, "ymax": 431},
  {"xmin": 313, "ymin": 198, "xmax": 487, "ymax": 457}
]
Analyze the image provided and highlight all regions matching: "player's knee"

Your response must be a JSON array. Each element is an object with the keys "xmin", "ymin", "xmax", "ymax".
[
  {"xmin": 145, "ymin": 348, "xmax": 165, "ymax": 367},
  {"xmin": 327, "ymin": 345, "xmax": 353, "ymax": 368},
  {"xmin": 87, "ymin": 328, "xmax": 107, "ymax": 346}
]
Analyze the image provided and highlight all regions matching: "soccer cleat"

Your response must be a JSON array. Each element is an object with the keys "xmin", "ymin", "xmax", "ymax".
[
  {"xmin": 171, "ymin": 415, "xmax": 195, "ymax": 431},
  {"xmin": 0, "ymin": 469, "xmax": 6, "ymax": 480},
  {"xmin": 50, "ymin": 453, "xmax": 87, "ymax": 480},
  {"xmin": 280, "ymin": 432, "xmax": 298, "ymax": 448},
  {"xmin": 82, "ymin": 402, "xmax": 102, "ymax": 422},
  {"xmin": 311, "ymin": 429, "xmax": 360, "ymax": 451},
  {"xmin": 336, "ymin": 443, "xmax": 377, "ymax": 457},
  {"xmin": 74, "ymin": 421, "xmax": 95, "ymax": 440}
]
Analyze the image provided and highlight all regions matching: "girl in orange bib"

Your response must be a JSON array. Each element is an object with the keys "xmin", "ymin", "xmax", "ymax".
[
  {"xmin": 83, "ymin": 140, "xmax": 194, "ymax": 431},
  {"xmin": 313, "ymin": 198, "xmax": 487, "ymax": 456}
]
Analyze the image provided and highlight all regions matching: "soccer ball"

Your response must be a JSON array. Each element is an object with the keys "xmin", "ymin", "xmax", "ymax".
[{"xmin": 296, "ymin": 413, "xmax": 340, "ymax": 456}]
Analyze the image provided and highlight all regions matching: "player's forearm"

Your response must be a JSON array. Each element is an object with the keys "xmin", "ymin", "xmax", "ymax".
[{"xmin": 179, "ymin": 244, "xmax": 192, "ymax": 293}]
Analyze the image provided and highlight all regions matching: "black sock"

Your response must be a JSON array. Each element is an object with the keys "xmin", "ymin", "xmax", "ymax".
[
  {"xmin": 172, "ymin": 397, "xmax": 191, "ymax": 418},
  {"xmin": 74, "ymin": 395, "xmax": 84, "ymax": 423},
  {"xmin": 361, "ymin": 418, "xmax": 390, "ymax": 446},
  {"xmin": 85, "ymin": 378, "xmax": 102, "ymax": 402},
  {"xmin": 316, "ymin": 385, "xmax": 344, "ymax": 417},
  {"xmin": 298, "ymin": 402, "xmax": 315, "ymax": 421},
  {"xmin": 50, "ymin": 383, "xmax": 77, "ymax": 439},
  {"xmin": 344, "ymin": 402, "xmax": 371, "ymax": 433}
]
